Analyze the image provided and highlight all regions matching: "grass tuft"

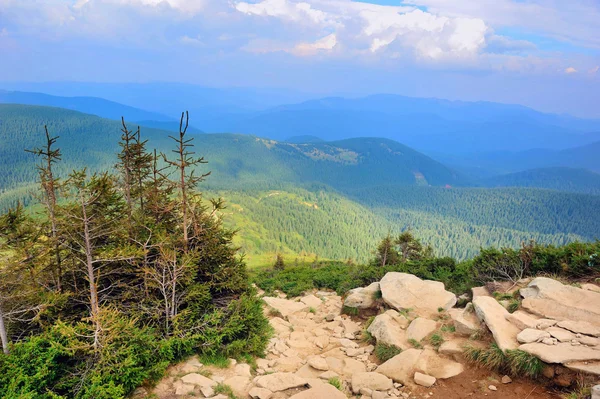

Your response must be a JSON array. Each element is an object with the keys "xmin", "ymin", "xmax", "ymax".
[
  {"xmin": 464, "ymin": 344, "xmax": 545, "ymax": 380},
  {"xmin": 214, "ymin": 383, "xmax": 238, "ymax": 399},
  {"xmin": 374, "ymin": 342, "xmax": 402, "ymax": 362},
  {"xmin": 328, "ymin": 377, "xmax": 343, "ymax": 390},
  {"xmin": 342, "ymin": 306, "xmax": 359, "ymax": 316},
  {"xmin": 430, "ymin": 332, "xmax": 445, "ymax": 349},
  {"xmin": 408, "ymin": 338, "xmax": 423, "ymax": 349},
  {"xmin": 441, "ymin": 324, "xmax": 455, "ymax": 333},
  {"xmin": 199, "ymin": 353, "xmax": 231, "ymax": 369}
]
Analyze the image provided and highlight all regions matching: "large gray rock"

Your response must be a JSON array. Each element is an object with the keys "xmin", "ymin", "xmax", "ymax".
[
  {"xmin": 473, "ymin": 296, "xmax": 520, "ymax": 351},
  {"xmin": 449, "ymin": 307, "xmax": 481, "ymax": 336},
  {"xmin": 557, "ymin": 320, "xmax": 600, "ymax": 337},
  {"xmin": 520, "ymin": 277, "xmax": 600, "ymax": 327},
  {"xmin": 566, "ymin": 362, "xmax": 600, "ymax": 377},
  {"xmin": 256, "ymin": 372, "xmax": 308, "ymax": 392},
  {"xmin": 380, "ymin": 273, "xmax": 456, "ymax": 315},
  {"xmin": 592, "ymin": 385, "xmax": 600, "ymax": 399},
  {"xmin": 263, "ymin": 297, "xmax": 309, "ymax": 318},
  {"xmin": 519, "ymin": 343, "xmax": 600, "ymax": 363},
  {"xmin": 414, "ymin": 348, "xmax": 464, "ymax": 379},
  {"xmin": 406, "ymin": 318, "xmax": 437, "ymax": 342},
  {"xmin": 351, "ymin": 372, "xmax": 393, "ymax": 394},
  {"xmin": 506, "ymin": 310, "xmax": 539, "ymax": 330},
  {"xmin": 367, "ymin": 313, "xmax": 408, "ymax": 349},
  {"xmin": 376, "ymin": 348, "xmax": 423, "ymax": 384},
  {"xmin": 517, "ymin": 329, "xmax": 550, "ymax": 344},
  {"xmin": 180, "ymin": 373, "xmax": 216, "ymax": 387},
  {"xmin": 344, "ymin": 282, "xmax": 380, "ymax": 309}
]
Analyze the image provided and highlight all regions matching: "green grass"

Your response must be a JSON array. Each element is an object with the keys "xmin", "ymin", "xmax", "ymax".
[
  {"xmin": 408, "ymin": 339, "xmax": 423, "ymax": 349},
  {"xmin": 214, "ymin": 383, "xmax": 238, "ymax": 399},
  {"xmin": 430, "ymin": 332, "xmax": 445, "ymax": 349},
  {"xmin": 309, "ymin": 307, "xmax": 316, "ymax": 314},
  {"xmin": 328, "ymin": 377, "xmax": 342, "ymax": 391},
  {"xmin": 507, "ymin": 299, "xmax": 520, "ymax": 313},
  {"xmin": 342, "ymin": 306, "xmax": 359, "ymax": 316},
  {"xmin": 199, "ymin": 354, "xmax": 231, "ymax": 369},
  {"xmin": 464, "ymin": 344, "xmax": 545, "ymax": 379},
  {"xmin": 374, "ymin": 343, "xmax": 402, "ymax": 362},
  {"xmin": 441, "ymin": 324, "xmax": 455, "ymax": 333}
]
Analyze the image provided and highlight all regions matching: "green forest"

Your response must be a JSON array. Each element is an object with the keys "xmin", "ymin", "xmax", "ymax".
[{"xmin": 1, "ymin": 104, "xmax": 600, "ymax": 265}]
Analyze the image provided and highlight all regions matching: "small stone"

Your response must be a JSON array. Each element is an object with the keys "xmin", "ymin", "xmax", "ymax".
[
  {"xmin": 249, "ymin": 387, "xmax": 273, "ymax": 399},
  {"xmin": 200, "ymin": 385, "xmax": 215, "ymax": 398},
  {"xmin": 308, "ymin": 356, "xmax": 329, "ymax": 371},
  {"xmin": 414, "ymin": 372, "xmax": 436, "ymax": 387},
  {"xmin": 501, "ymin": 375, "xmax": 512, "ymax": 384},
  {"xmin": 488, "ymin": 385, "xmax": 498, "ymax": 391},
  {"xmin": 235, "ymin": 363, "xmax": 252, "ymax": 377}
]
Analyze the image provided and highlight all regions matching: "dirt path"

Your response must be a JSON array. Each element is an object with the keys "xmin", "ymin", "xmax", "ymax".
[{"xmin": 142, "ymin": 290, "xmax": 559, "ymax": 399}]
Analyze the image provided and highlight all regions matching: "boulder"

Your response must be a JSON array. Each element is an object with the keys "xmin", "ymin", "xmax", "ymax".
[
  {"xmin": 263, "ymin": 297, "xmax": 309, "ymax": 318},
  {"xmin": 380, "ymin": 273, "xmax": 456, "ymax": 315},
  {"xmin": 342, "ymin": 358, "xmax": 366, "ymax": 375},
  {"xmin": 351, "ymin": 372, "xmax": 393, "ymax": 394},
  {"xmin": 449, "ymin": 307, "xmax": 480, "ymax": 336},
  {"xmin": 520, "ymin": 278, "xmax": 600, "ymax": 327},
  {"xmin": 582, "ymin": 284, "xmax": 600, "ymax": 293},
  {"xmin": 592, "ymin": 385, "xmax": 600, "ymax": 399},
  {"xmin": 565, "ymin": 362, "xmax": 600, "ymax": 376},
  {"xmin": 519, "ymin": 343, "xmax": 600, "ymax": 363},
  {"xmin": 377, "ymin": 348, "xmax": 423, "ymax": 384},
  {"xmin": 344, "ymin": 282, "xmax": 380, "ymax": 309},
  {"xmin": 406, "ymin": 317, "xmax": 438, "ymax": 342},
  {"xmin": 517, "ymin": 329, "xmax": 551, "ymax": 344},
  {"xmin": 180, "ymin": 373, "xmax": 216, "ymax": 387},
  {"xmin": 301, "ymin": 294, "xmax": 323, "ymax": 309},
  {"xmin": 249, "ymin": 387, "xmax": 273, "ymax": 399},
  {"xmin": 235, "ymin": 363, "xmax": 252, "ymax": 377},
  {"xmin": 472, "ymin": 286, "xmax": 491, "ymax": 298},
  {"xmin": 308, "ymin": 356, "xmax": 329, "ymax": 371},
  {"xmin": 385, "ymin": 309, "xmax": 410, "ymax": 328},
  {"xmin": 288, "ymin": 382, "xmax": 346, "ymax": 399},
  {"xmin": 438, "ymin": 339, "xmax": 467, "ymax": 356},
  {"xmin": 546, "ymin": 327, "xmax": 576, "ymax": 342},
  {"xmin": 506, "ymin": 310, "xmax": 539, "ymax": 330},
  {"xmin": 557, "ymin": 320, "xmax": 600, "ymax": 337},
  {"xmin": 367, "ymin": 313, "xmax": 408, "ymax": 349},
  {"xmin": 414, "ymin": 372, "xmax": 436, "ymax": 387},
  {"xmin": 255, "ymin": 373, "xmax": 308, "ymax": 392},
  {"xmin": 415, "ymin": 348, "xmax": 464, "ymax": 379},
  {"xmin": 223, "ymin": 376, "xmax": 251, "ymax": 398},
  {"xmin": 473, "ymin": 296, "xmax": 520, "ymax": 351}
]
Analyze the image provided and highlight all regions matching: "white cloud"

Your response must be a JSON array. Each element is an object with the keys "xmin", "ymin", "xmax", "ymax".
[
  {"xmin": 235, "ymin": 0, "xmax": 341, "ymax": 28},
  {"xmin": 590, "ymin": 66, "xmax": 599, "ymax": 74},
  {"xmin": 565, "ymin": 66, "xmax": 577, "ymax": 74},
  {"xmin": 293, "ymin": 33, "xmax": 337, "ymax": 55}
]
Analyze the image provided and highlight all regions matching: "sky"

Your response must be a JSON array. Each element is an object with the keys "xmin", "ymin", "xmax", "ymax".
[{"xmin": 1, "ymin": 0, "xmax": 599, "ymax": 117}]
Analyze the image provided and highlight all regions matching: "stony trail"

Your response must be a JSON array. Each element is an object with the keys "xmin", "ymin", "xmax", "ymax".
[{"xmin": 137, "ymin": 274, "xmax": 594, "ymax": 399}]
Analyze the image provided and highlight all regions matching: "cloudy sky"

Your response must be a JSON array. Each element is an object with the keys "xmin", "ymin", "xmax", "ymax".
[{"xmin": 1, "ymin": 0, "xmax": 599, "ymax": 117}]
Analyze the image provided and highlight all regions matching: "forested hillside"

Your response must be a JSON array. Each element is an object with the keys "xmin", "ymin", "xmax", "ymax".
[
  {"xmin": 484, "ymin": 167, "xmax": 600, "ymax": 194},
  {"xmin": 1, "ymin": 104, "xmax": 599, "ymax": 264}
]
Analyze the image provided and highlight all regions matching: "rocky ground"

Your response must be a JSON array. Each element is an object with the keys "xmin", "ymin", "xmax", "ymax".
[{"xmin": 138, "ymin": 273, "xmax": 600, "ymax": 399}]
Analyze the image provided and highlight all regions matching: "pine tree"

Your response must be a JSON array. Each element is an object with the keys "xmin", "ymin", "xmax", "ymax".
[{"xmin": 25, "ymin": 126, "xmax": 63, "ymax": 291}]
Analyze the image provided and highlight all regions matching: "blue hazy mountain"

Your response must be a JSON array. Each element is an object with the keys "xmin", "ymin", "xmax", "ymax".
[
  {"xmin": 0, "ymin": 90, "xmax": 174, "ymax": 123},
  {"xmin": 199, "ymin": 95, "xmax": 600, "ymax": 153},
  {"xmin": 483, "ymin": 167, "xmax": 600, "ymax": 195}
]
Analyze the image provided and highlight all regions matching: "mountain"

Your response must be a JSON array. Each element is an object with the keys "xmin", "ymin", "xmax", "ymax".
[
  {"xmin": 0, "ymin": 82, "xmax": 316, "ymax": 121},
  {"xmin": 431, "ymin": 140, "xmax": 600, "ymax": 178},
  {"xmin": 198, "ymin": 94, "xmax": 600, "ymax": 153},
  {"xmin": 1, "ymin": 104, "xmax": 599, "ymax": 263},
  {"xmin": 482, "ymin": 167, "xmax": 600, "ymax": 195},
  {"xmin": 0, "ymin": 104, "xmax": 464, "ymax": 202},
  {"xmin": 285, "ymin": 135, "xmax": 324, "ymax": 143},
  {"xmin": 0, "ymin": 90, "xmax": 174, "ymax": 123}
]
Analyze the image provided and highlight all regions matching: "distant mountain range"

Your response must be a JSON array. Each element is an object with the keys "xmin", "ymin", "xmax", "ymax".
[
  {"xmin": 483, "ymin": 167, "xmax": 600, "ymax": 195},
  {"xmin": 2, "ymin": 83, "xmax": 600, "ymax": 155}
]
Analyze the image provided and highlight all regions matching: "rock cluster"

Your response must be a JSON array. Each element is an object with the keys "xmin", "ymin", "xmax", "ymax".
[{"xmin": 145, "ymin": 273, "xmax": 600, "ymax": 398}]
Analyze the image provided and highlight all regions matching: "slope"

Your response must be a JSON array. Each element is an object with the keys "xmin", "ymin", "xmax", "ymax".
[
  {"xmin": 0, "ymin": 89, "xmax": 174, "ymax": 123},
  {"xmin": 200, "ymin": 94, "xmax": 600, "ymax": 153},
  {"xmin": 483, "ymin": 167, "xmax": 600, "ymax": 195}
]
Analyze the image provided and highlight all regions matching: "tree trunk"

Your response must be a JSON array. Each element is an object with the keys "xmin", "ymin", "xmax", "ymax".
[
  {"xmin": 81, "ymin": 196, "xmax": 100, "ymax": 349},
  {"xmin": 0, "ymin": 304, "xmax": 9, "ymax": 354}
]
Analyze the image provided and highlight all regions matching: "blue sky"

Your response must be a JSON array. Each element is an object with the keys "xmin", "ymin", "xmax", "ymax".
[{"xmin": 0, "ymin": 0, "xmax": 599, "ymax": 117}]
